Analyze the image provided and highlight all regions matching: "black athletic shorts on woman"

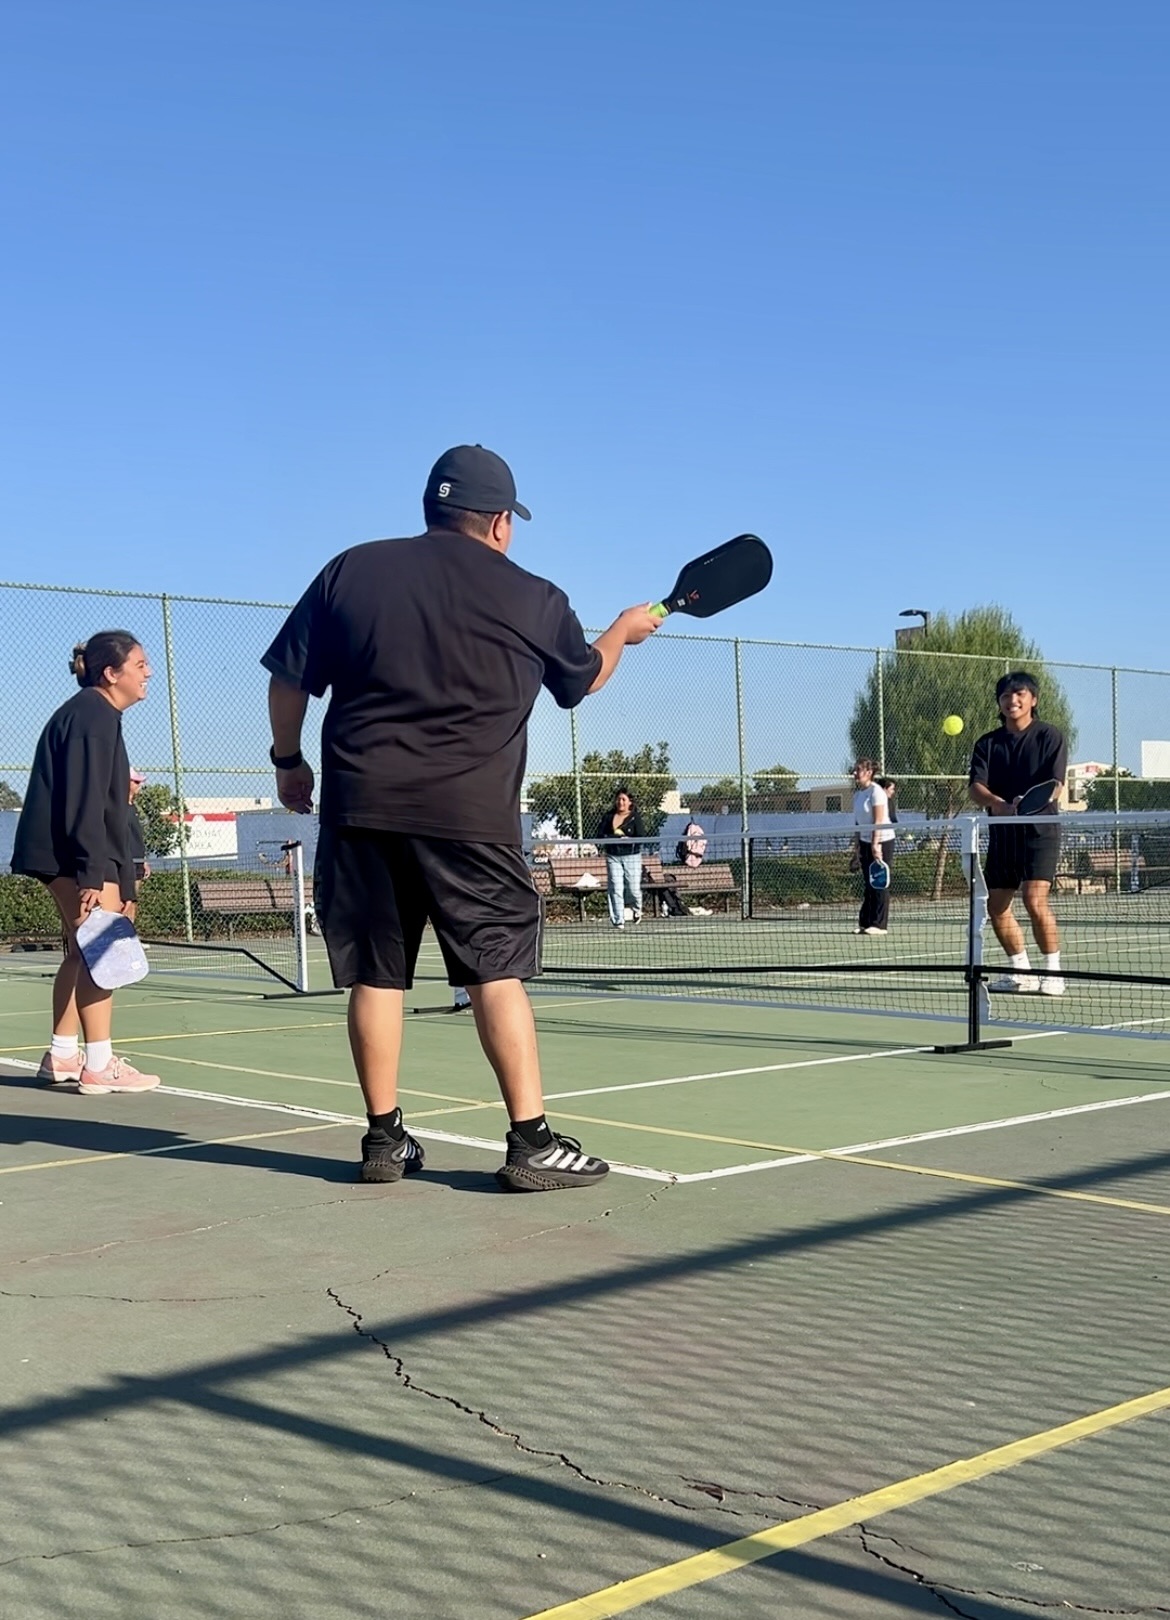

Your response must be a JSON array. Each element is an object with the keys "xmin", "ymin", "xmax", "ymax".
[
  {"xmin": 984, "ymin": 825, "xmax": 1061, "ymax": 890},
  {"xmin": 314, "ymin": 827, "xmax": 541, "ymax": 991}
]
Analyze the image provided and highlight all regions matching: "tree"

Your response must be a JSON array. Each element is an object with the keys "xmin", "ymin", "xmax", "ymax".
[
  {"xmin": 691, "ymin": 763, "xmax": 800, "ymax": 814},
  {"xmin": 750, "ymin": 762, "xmax": 801, "ymax": 812},
  {"xmin": 849, "ymin": 606, "xmax": 1077, "ymax": 818},
  {"xmin": 1085, "ymin": 770, "xmax": 1170, "ymax": 812},
  {"xmin": 848, "ymin": 606, "xmax": 1077, "ymax": 896},
  {"xmin": 0, "ymin": 780, "xmax": 22, "ymax": 810},
  {"xmin": 528, "ymin": 742, "xmax": 676, "ymax": 838},
  {"xmin": 135, "ymin": 783, "xmax": 184, "ymax": 858}
]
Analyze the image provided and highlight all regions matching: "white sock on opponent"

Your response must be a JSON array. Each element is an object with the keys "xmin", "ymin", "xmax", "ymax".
[
  {"xmin": 51, "ymin": 1034, "xmax": 80, "ymax": 1060},
  {"xmin": 86, "ymin": 1039, "xmax": 113, "ymax": 1072},
  {"xmin": 1009, "ymin": 951, "xmax": 1031, "ymax": 971},
  {"xmin": 1043, "ymin": 952, "xmax": 1061, "ymax": 971}
]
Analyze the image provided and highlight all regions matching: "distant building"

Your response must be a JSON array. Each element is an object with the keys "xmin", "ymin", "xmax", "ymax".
[
  {"xmin": 186, "ymin": 796, "xmax": 273, "ymax": 813},
  {"xmin": 1066, "ymin": 762, "xmax": 1111, "ymax": 803},
  {"xmin": 1140, "ymin": 742, "xmax": 1170, "ymax": 779}
]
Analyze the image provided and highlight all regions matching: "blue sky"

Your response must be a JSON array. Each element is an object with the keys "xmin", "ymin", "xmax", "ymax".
[{"xmin": 2, "ymin": 0, "xmax": 1168, "ymax": 676}]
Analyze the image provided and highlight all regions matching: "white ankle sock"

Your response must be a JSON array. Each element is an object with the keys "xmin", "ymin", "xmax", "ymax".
[
  {"xmin": 51, "ymin": 1035, "xmax": 79, "ymax": 1060},
  {"xmin": 86, "ymin": 1040, "xmax": 113, "ymax": 1072},
  {"xmin": 1043, "ymin": 952, "xmax": 1061, "ymax": 971},
  {"xmin": 1009, "ymin": 952, "xmax": 1031, "ymax": 970}
]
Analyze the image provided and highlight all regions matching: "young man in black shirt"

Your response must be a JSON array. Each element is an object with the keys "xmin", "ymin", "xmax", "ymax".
[
  {"xmin": 968, "ymin": 671, "xmax": 1067, "ymax": 996},
  {"xmin": 263, "ymin": 445, "xmax": 660, "ymax": 1191}
]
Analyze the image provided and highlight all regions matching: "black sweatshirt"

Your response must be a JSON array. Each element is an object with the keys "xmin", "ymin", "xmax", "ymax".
[
  {"xmin": 11, "ymin": 687, "xmax": 135, "ymax": 899},
  {"xmin": 594, "ymin": 808, "xmax": 647, "ymax": 847}
]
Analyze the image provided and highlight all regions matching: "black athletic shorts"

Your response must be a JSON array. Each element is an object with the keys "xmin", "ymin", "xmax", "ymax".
[
  {"xmin": 314, "ymin": 826, "xmax": 541, "ymax": 991},
  {"xmin": 984, "ymin": 825, "xmax": 1060, "ymax": 890}
]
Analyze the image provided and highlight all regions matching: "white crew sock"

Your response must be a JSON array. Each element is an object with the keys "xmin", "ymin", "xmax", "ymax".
[
  {"xmin": 1009, "ymin": 952, "xmax": 1031, "ymax": 970},
  {"xmin": 1042, "ymin": 953, "xmax": 1061, "ymax": 971},
  {"xmin": 86, "ymin": 1039, "xmax": 113, "ymax": 1072},
  {"xmin": 51, "ymin": 1035, "xmax": 79, "ymax": 1060}
]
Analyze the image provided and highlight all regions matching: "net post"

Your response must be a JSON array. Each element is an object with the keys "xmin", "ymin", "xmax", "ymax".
[
  {"xmin": 285, "ymin": 839, "xmax": 309, "ymax": 992},
  {"xmin": 932, "ymin": 814, "xmax": 1011, "ymax": 1054},
  {"xmin": 161, "ymin": 593, "xmax": 194, "ymax": 944}
]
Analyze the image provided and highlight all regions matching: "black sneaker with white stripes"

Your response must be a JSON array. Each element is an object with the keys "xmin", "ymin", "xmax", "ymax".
[
  {"xmin": 360, "ymin": 1130, "xmax": 426, "ymax": 1184},
  {"xmin": 495, "ymin": 1131, "xmax": 610, "ymax": 1193}
]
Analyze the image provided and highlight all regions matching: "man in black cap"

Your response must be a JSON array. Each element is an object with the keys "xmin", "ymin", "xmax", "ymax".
[
  {"xmin": 263, "ymin": 445, "xmax": 660, "ymax": 1190},
  {"xmin": 969, "ymin": 670, "xmax": 1067, "ymax": 996}
]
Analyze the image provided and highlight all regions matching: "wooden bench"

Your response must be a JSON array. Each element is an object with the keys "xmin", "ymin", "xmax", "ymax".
[
  {"xmin": 651, "ymin": 861, "xmax": 740, "ymax": 913},
  {"xmin": 546, "ymin": 852, "xmax": 741, "ymax": 916},
  {"xmin": 1055, "ymin": 849, "xmax": 1146, "ymax": 895},
  {"xmin": 194, "ymin": 878, "xmax": 315, "ymax": 940}
]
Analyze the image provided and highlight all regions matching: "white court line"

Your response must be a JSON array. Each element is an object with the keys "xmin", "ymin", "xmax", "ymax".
[
  {"xmin": 9, "ymin": 1062, "xmax": 1170, "ymax": 1190},
  {"xmin": 672, "ymin": 1087, "xmax": 1170, "ymax": 1182},
  {"xmin": 544, "ymin": 1044, "xmax": 936, "ymax": 1101},
  {"xmin": 0, "ymin": 1066, "xmax": 674, "ymax": 1185}
]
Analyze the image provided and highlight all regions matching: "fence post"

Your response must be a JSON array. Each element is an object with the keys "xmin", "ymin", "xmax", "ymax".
[
  {"xmin": 569, "ymin": 706, "xmax": 584, "ymax": 840},
  {"xmin": 875, "ymin": 649, "xmax": 886, "ymax": 771},
  {"xmin": 161, "ymin": 594, "xmax": 194, "ymax": 943},
  {"xmin": 1111, "ymin": 665, "xmax": 1121, "ymax": 893},
  {"xmin": 734, "ymin": 638, "xmax": 750, "ymax": 916},
  {"xmin": 734, "ymin": 637, "xmax": 749, "ymax": 830}
]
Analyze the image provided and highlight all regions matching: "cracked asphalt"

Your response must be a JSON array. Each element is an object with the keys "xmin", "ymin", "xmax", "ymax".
[{"xmin": 3, "ymin": 1025, "xmax": 1170, "ymax": 1618}]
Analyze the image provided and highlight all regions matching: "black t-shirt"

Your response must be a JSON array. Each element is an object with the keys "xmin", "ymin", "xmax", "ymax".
[
  {"xmin": 11, "ymin": 687, "xmax": 134, "ymax": 896},
  {"xmin": 969, "ymin": 720, "xmax": 1067, "ymax": 830},
  {"xmin": 262, "ymin": 529, "xmax": 602, "ymax": 845}
]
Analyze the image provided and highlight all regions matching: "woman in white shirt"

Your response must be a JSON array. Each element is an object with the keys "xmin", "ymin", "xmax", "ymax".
[{"xmin": 852, "ymin": 759, "xmax": 894, "ymax": 935}]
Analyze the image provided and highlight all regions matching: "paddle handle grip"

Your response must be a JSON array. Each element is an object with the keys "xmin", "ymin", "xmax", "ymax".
[{"xmin": 649, "ymin": 601, "xmax": 671, "ymax": 621}]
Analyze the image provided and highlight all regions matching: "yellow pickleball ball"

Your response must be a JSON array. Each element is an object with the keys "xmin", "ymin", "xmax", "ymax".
[{"xmin": 942, "ymin": 714, "xmax": 964, "ymax": 737}]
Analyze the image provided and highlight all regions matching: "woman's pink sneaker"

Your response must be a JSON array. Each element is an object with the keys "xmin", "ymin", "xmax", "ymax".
[
  {"xmin": 78, "ymin": 1056, "xmax": 161, "ymax": 1096},
  {"xmin": 36, "ymin": 1050, "xmax": 84, "ymax": 1087}
]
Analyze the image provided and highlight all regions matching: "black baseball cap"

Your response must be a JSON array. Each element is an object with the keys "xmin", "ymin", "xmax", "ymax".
[{"xmin": 423, "ymin": 444, "xmax": 531, "ymax": 521}]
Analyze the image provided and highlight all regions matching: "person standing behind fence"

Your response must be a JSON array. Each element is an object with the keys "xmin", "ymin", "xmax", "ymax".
[
  {"xmin": 124, "ymin": 769, "xmax": 150, "ymax": 921},
  {"xmin": 11, "ymin": 633, "xmax": 161, "ymax": 1094},
  {"xmin": 852, "ymin": 759, "xmax": 894, "ymax": 936},
  {"xmin": 875, "ymin": 777, "xmax": 898, "ymax": 823},
  {"xmin": 596, "ymin": 787, "xmax": 646, "ymax": 929}
]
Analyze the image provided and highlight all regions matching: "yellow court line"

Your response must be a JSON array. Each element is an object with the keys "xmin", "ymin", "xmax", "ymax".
[
  {"xmin": 524, "ymin": 1382, "xmax": 1170, "ymax": 1618},
  {"xmin": 39, "ymin": 1048, "xmax": 1170, "ymax": 1218},
  {"xmin": 0, "ymin": 1121, "xmax": 351, "ymax": 1176},
  {"xmin": 546, "ymin": 1110, "xmax": 1170, "ymax": 1219},
  {"xmin": 0, "ymin": 1018, "xmax": 347, "ymax": 1056},
  {"xmin": 114, "ymin": 1047, "xmax": 501, "ymax": 1112}
]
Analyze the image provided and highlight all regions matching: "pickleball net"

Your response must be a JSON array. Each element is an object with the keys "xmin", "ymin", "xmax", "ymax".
[{"xmin": 534, "ymin": 815, "xmax": 1170, "ymax": 1046}]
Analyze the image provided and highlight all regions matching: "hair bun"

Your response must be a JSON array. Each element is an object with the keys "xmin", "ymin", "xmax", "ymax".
[{"xmin": 70, "ymin": 641, "xmax": 88, "ymax": 678}]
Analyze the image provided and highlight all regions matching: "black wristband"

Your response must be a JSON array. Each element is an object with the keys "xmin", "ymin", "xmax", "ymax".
[{"xmin": 270, "ymin": 746, "xmax": 304, "ymax": 770}]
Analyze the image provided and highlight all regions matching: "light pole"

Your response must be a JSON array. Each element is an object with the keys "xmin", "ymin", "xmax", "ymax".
[{"xmin": 896, "ymin": 608, "xmax": 930, "ymax": 649}]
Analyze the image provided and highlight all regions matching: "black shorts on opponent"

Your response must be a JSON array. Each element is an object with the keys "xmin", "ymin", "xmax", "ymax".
[
  {"xmin": 314, "ymin": 827, "xmax": 541, "ymax": 991},
  {"xmin": 984, "ymin": 825, "xmax": 1060, "ymax": 890}
]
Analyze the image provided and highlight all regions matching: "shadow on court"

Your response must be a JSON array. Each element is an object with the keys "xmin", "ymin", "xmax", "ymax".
[{"xmin": 0, "ymin": 1080, "xmax": 500, "ymax": 1192}]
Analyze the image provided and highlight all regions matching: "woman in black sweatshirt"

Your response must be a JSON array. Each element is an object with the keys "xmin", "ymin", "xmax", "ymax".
[
  {"xmin": 12, "ymin": 630, "xmax": 161, "ymax": 1095},
  {"xmin": 594, "ymin": 786, "xmax": 646, "ymax": 928}
]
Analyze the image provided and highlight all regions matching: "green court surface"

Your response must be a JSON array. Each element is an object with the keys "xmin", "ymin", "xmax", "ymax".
[{"xmin": 2, "ymin": 947, "xmax": 1170, "ymax": 1618}]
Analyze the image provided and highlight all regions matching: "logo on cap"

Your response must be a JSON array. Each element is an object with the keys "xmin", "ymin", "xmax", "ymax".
[{"xmin": 437, "ymin": 482, "xmax": 451, "ymax": 497}]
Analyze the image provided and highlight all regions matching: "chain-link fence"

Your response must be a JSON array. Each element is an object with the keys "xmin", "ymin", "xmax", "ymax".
[{"xmin": 3, "ymin": 578, "xmax": 1169, "ymax": 873}]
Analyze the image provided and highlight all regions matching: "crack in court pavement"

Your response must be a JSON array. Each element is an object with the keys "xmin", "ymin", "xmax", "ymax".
[
  {"xmin": 0, "ymin": 1474, "xmax": 520, "ymax": 1571},
  {"xmin": 327, "ymin": 1286, "xmax": 787, "ymax": 1522},
  {"xmin": 857, "ymin": 1526, "xmax": 1170, "ymax": 1616}
]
